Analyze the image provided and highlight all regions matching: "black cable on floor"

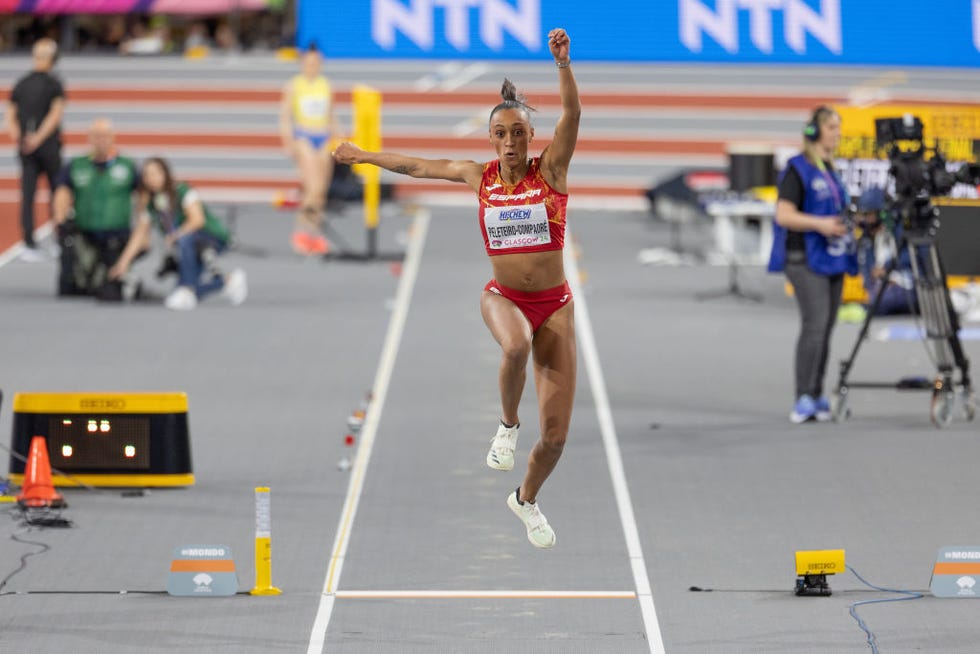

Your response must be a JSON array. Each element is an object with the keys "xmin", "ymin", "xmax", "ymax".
[
  {"xmin": 0, "ymin": 529, "xmax": 51, "ymax": 594},
  {"xmin": 0, "ymin": 505, "xmax": 72, "ymax": 596}
]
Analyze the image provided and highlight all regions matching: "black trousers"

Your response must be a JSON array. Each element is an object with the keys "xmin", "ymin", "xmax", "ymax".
[
  {"xmin": 18, "ymin": 139, "xmax": 62, "ymax": 247},
  {"xmin": 57, "ymin": 226, "xmax": 131, "ymax": 297}
]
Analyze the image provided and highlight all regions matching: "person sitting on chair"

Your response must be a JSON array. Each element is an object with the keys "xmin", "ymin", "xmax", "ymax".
[
  {"xmin": 108, "ymin": 157, "xmax": 247, "ymax": 310},
  {"xmin": 854, "ymin": 186, "xmax": 918, "ymax": 316}
]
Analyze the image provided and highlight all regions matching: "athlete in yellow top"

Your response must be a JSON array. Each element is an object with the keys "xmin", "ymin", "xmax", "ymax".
[{"xmin": 279, "ymin": 44, "xmax": 340, "ymax": 255}]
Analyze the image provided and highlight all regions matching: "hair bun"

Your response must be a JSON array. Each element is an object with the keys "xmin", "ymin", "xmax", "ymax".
[{"xmin": 500, "ymin": 78, "xmax": 526, "ymax": 105}]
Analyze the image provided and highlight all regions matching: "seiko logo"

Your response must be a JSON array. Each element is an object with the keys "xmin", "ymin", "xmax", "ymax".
[
  {"xmin": 79, "ymin": 398, "xmax": 126, "ymax": 410},
  {"xmin": 807, "ymin": 562, "xmax": 837, "ymax": 571}
]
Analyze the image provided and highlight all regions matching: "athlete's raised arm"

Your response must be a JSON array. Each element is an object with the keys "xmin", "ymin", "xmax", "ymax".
[
  {"xmin": 332, "ymin": 142, "xmax": 484, "ymax": 192},
  {"xmin": 539, "ymin": 28, "xmax": 581, "ymax": 191}
]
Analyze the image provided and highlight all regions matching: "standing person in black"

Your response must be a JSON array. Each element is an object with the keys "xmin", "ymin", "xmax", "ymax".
[
  {"xmin": 4, "ymin": 38, "xmax": 65, "ymax": 262},
  {"xmin": 767, "ymin": 105, "xmax": 855, "ymax": 424}
]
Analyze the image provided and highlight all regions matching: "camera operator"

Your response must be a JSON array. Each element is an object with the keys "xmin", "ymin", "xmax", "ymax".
[
  {"xmin": 52, "ymin": 118, "xmax": 139, "ymax": 300},
  {"xmin": 768, "ymin": 105, "xmax": 856, "ymax": 424},
  {"xmin": 854, "ymin": 186, "xmax": 918, "ymax": 316}
]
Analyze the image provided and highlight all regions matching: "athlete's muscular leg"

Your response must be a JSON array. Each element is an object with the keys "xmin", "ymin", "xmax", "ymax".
[
  {"xmin": 294, "ymin": 141, "xmax": 324, "ymax": 230},
  {"xmin": 521, "ymin": 302, "xmax": 575, "ymax": 504},
  {"xmin": 481, "ymin": 291, "xmax": 533, "ymax": 426},
  {"xmin": 316, "ymin": 146, "xmax": 334, "ymax": 216}
]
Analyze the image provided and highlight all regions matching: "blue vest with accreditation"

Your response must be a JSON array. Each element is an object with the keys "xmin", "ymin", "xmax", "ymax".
[{"xmin": 768, "ymin": 154, "xmax": 856, "ymax": 276}]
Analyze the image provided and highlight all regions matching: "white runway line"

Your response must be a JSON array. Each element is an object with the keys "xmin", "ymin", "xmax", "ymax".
[
  {"xmin": 336, "ymin": 590, "xmax": 637, "ymax": 599},
  {"xmin": 564, "ymin": 233, "xmax": 667, "ymax": 654},
  {"xmin": 306, "ymin": 208, "xmax": 431, "ymax": 654}
]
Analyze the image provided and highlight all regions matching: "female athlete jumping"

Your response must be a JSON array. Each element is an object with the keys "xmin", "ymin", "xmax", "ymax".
[{"xmin": 333, "ymin": 28, "xmax": 580, "ymax": 549}]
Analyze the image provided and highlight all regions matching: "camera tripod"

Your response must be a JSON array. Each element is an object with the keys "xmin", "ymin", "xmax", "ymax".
[{"xmin": 832, "ymin": 230, "xmax": 976, "ymax": 428}]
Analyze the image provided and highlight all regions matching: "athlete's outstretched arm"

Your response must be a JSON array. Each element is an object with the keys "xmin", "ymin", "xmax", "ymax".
[
  {"xmin": 333, "ymin": 142, "xmax": 483, "ymax": 192},
  {"xmin": 540, "ymin": 28, "xmax": 581, "ymax": 190}
]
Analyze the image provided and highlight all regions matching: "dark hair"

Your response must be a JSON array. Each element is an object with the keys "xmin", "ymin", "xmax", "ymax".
[
  {"xmin": 489, "ymin": 78, "xmax": 536, "ymax": 125},
  {"xmin": 141, "ymin": 156, "xmax": 178, "ymax": 223}
]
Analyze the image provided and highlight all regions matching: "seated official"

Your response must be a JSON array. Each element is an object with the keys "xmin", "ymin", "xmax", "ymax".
[
  {"xmin": 109, "ymin": 157, "xmax": 247, "ymax": 311},
  {"xmin": 854, "ymin": 186, "xmax": 918, "ymax": 316},
  {"xmin": 52, "ymin": 119, "xmax": 139, "ymax": 299}
]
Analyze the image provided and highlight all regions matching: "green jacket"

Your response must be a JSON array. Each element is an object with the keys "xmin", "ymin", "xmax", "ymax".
[
  {"xmin": 68, "ymin": 155, "xmax": 138, "ymax": 232},
  {"xmin": 147, "ymin": 182, "xmax": 229, "ymax": 244}
]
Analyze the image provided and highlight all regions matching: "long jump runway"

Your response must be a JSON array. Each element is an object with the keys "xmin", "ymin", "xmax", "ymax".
[{"xmin": 2, "ymin": 199, "xmax": 979, "ymax": 652}]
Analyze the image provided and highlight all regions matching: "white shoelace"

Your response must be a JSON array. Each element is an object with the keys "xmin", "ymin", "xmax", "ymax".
[
  {"xmin": 523, "ymin": 503, "xmax": 547, "ymax": 530},
  {"xmin": 491, "ymin": 429, "xmax": 517, "ymax": 451}
]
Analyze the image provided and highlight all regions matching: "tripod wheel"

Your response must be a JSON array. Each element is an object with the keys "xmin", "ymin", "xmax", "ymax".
[{"xmin": 930, "ymin": 389, "xmax": 955, "ymax": 428}]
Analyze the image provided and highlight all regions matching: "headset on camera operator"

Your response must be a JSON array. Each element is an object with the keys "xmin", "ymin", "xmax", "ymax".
[{"xmin": 768, "ymin": 105, "xmax": 857, "ymax": 424}]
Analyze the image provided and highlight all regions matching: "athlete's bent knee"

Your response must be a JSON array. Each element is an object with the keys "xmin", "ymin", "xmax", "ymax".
[
  {"xmin": 540, "ymin": 430, "xmax": 566, "ymax": 454},
  {"xmin": 500, "ymin": 337, "xmax": 531, "ymax": 366}
]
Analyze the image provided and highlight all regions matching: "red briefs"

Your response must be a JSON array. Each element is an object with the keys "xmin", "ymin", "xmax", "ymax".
[{"xmin": 484, "ymin": 279, "xmax": 573, "ymax": 333}]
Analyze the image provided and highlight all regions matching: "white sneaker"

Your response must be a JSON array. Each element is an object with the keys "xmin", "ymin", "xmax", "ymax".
[
  {"xmin": 41, "ymin": 240, "xmax": 60, "ymax": 258},
  {"xmin": 164, "ymin": 286, "xmax": 198, "ymax": 311},
  {"xmin": 507, "ymin": 489, "xmax": 555, "ymax": 549},
  {"xmin": 222, "ymin": 268, "xmax": 247, "ymax": 306},
  {"xmin": 486, "ymin": 421, "xmax": 519, "ymax": 471},
  {"xmin": 19, "ymin": 246, "xmax": 47, "ymax": 263}
]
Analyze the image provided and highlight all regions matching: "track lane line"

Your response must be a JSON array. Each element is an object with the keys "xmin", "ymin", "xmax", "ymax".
[
  {"xmin": 306, "ymin": 208, "xmax": 431, "ymax": 654},
  {"xmin": 336, "ymin": 590, "xmax": 637, "ymax": 599},
  {"xmin": 564, "ymin": 232, "xmax": 667, "ymax": 654}
]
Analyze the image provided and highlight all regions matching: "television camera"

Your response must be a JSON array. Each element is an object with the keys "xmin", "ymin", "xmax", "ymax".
[
  {"xmin": 874, "ymin": 115, "xmax": 980, "ymax": 235},
  {"xmin": 831, "ymin": 115, "xmax": 977, "ymax": 427}
]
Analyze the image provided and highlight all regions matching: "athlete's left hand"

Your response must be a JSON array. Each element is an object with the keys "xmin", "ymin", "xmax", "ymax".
[
  {"xmin": 548, "ymin": 28, "xmax": 570, "ymax": 63},
  {"xmin": 332, "ymin": 142, "xmax": 363, "ymax": 165}
]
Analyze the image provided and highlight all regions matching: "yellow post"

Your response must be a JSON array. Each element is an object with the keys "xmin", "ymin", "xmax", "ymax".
[
  {"xmin": 351, "ymin": 85, "xmax": 383, "ymax": 257},
  {"xmin": 250, "ymin": 486, "xmax": 282, "ymax": 595}
]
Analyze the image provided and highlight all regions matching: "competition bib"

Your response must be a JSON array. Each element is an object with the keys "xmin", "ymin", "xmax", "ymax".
[
  {"xmin": 484, "ymin": 203, "xmax": 551, "ymax": 250},
  {"xmin": 299, "ymin": 96, "xmax": 328, "ymax": 119}
]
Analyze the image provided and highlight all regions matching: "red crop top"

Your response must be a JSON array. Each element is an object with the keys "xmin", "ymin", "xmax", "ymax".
[{"xmin": 478, "ymin": 157, "xmax": 568, "ymax": 256}]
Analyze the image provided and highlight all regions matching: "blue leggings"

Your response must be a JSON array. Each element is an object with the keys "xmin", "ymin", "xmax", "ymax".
[{"xmin": 175, "ymin": 231, "xmax": 227, "ymax": 298}]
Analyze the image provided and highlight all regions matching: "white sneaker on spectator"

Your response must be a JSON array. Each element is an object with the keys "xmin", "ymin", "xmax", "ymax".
[
  {"xmin": 222, "ymin": 268, "xmax": 247, "ymax": 306},
  {"xmin": 41, "ymin": 240, "xmax": 60, "ymax": 258},
  {"xmin": 164, "ymin": 286, "xmax": 197, "ymax": 311},
  {"xmin": 19, "ymin": 246, "xmax": 46, "ymax": 263}
]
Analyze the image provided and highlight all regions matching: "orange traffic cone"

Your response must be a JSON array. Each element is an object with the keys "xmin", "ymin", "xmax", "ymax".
[{"xmin": 17, "ymin": 436, "xmax": 66, "ymax": 509}]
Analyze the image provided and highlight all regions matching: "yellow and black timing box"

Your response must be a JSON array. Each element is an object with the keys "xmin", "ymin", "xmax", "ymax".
[{"xmin": 9, "ymin": 392, "xmax": 194, "ymax": 487}]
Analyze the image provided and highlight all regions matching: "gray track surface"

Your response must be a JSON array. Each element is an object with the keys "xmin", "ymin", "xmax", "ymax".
[{"xmin": 1, "ymin": 55, "xmax": 979, "ymax": 653}]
